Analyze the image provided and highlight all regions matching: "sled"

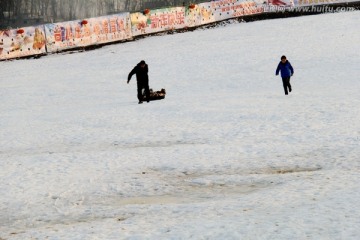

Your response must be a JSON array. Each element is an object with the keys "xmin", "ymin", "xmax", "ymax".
[{"xmin": 143, "ymin": 88, "xmax": 166, "ymax": 101}]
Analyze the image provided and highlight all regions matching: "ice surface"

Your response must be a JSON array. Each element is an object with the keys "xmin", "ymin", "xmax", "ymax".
[{"xmin": 1, "ymin": 11, "xmax": 360, "ymax": 239}]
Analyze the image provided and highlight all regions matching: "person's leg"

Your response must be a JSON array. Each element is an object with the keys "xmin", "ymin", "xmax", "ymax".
[
  {"xmin": 137, "ymin": 84, "xmax": 143, "ymax": 103},
  {"xmin": 282, "ymin": 77, "xmax": 288, "ymax": 95},
  {"xmin": 288, "ymin": 77, "xmax": 292, "ymax": 92},
  {"xmin": 144, "ymin": 84, "xmax": 150, "ymax": 102}
]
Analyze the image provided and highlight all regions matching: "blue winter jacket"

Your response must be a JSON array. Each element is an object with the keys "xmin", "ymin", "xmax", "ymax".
[{"xmin": 276, "ymin": 60, "xmax": 294, "ymax": 78}]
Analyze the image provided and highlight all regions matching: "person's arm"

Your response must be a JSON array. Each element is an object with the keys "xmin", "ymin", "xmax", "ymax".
[
  {"xmin": 145, "ymin": 64, "xmax": 149, "ymax": 80},
  {"xmin": 275, "ymin": 63, "xmax": 281, "ymax": 75},
  {"xmin": 127, "ymin": 67, "xmax": 136, "ymax": 83},
  {"xmin": 289, "ymin": 62, "xmax": 294, "ymax": 76}
]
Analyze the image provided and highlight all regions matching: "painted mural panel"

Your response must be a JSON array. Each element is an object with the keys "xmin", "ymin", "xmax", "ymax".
[
  {"xmin": 45, "ymin": 13, "xmax": 131, "ymax": 53},
  {"xmin": 131, "ymin": 7, "xmax": 186, "ymax": 36},
  {"xmin": 0, "ymin": 26, "xmax": 46, "ymax": 60}
]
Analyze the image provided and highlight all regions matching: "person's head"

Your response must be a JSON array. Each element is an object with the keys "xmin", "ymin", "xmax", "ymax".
[
  {"xmin": 140, "ymin": 60, "xmax": 146, "ymax": 68},
  {"xmin": 281, "ymin": 55, "xmax": 287, "ymax": 63}
]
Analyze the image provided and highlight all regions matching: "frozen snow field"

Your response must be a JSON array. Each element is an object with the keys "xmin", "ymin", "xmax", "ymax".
[{"xmin": 1, "ymin": 11, "xmax": 360, "ymax": 239}]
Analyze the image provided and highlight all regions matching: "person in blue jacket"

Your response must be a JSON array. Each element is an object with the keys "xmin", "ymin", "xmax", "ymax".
[{"xmin": 276, "ymin": 55, "xmax": 294, "ymax": 95}]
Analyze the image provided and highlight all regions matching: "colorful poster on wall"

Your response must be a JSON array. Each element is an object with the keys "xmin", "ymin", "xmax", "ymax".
[
  {"xmin": 294, "ymin": 0, "xmax": 343, "ymax": 6},
  {"xmin": 94, "ymin": 14, "xmax": 132, "ymax": 44},
  {"xmin": 131, "ymin": 7, "xmax": 186, "ymax": 37},
  {"xmin": 0, "ymin": 26, "xmax": 46, "ymax": 60},
  {"xmin": 186, "ymin": 5, "xmax": 206, "ymax": 27},
  {"xmin": 44, "ymin": 20, "xmax": 88, "ymax": 52},
  {"xmin": 45, "ymin": 13, "xmax": 131, "ymax": 53},
  {"xmin": 187, "ymin": 0, "xmax": 266, "ymax": 27},
  {"xmin": 265, "ymin": 0, "xmax": 294, "ymax": 12},
  {"xmin": 268, "ymin": 0, "xmax": 294, "ymax": 6}
]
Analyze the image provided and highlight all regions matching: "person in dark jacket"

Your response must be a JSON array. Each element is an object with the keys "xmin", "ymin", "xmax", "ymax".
[
  {"xmin": 276, "ymin": 55, "xmax": 294, "ymax": 95},
  {"xmin": 127, "ymin": 60, "xmax": 150, "ymax": 104}
]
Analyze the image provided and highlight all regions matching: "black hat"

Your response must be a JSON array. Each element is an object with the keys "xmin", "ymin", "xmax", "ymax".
[
  {"xmin": 140, "ymin": 60, "xmax": 146, "ymax": 65},
  {"xmin": 281, "ymin": 55, "xmax": 286, "ymax": 60}
]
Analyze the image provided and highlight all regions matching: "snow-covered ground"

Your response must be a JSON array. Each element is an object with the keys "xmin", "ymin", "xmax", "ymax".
[{"xmin": 1, "ymin": 11, "xmax": 359, "ymax": 240}]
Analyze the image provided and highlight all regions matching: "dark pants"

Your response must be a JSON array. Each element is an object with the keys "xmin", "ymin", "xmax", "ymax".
[
  {"xmin": 282, "ymin": 77, "xmax": 292, "ymax": 95},
  {"xmin": 137, "ymin": 82, "xmax": 150, "ymax": 102}
]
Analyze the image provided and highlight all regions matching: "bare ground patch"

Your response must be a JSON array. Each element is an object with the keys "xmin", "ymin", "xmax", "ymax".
[{"xmin": 250, "ymin": 166, "xmax": 322, "ymax": 175}]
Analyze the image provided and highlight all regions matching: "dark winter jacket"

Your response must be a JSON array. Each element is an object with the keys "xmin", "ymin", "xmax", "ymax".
[
  {"xmin": 276, "ymin": 60, "xmax": 294, "ymax": 78},
  {"xmin": 128, "ymin": 62, "xmax": 149, "ymax": 85}
]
